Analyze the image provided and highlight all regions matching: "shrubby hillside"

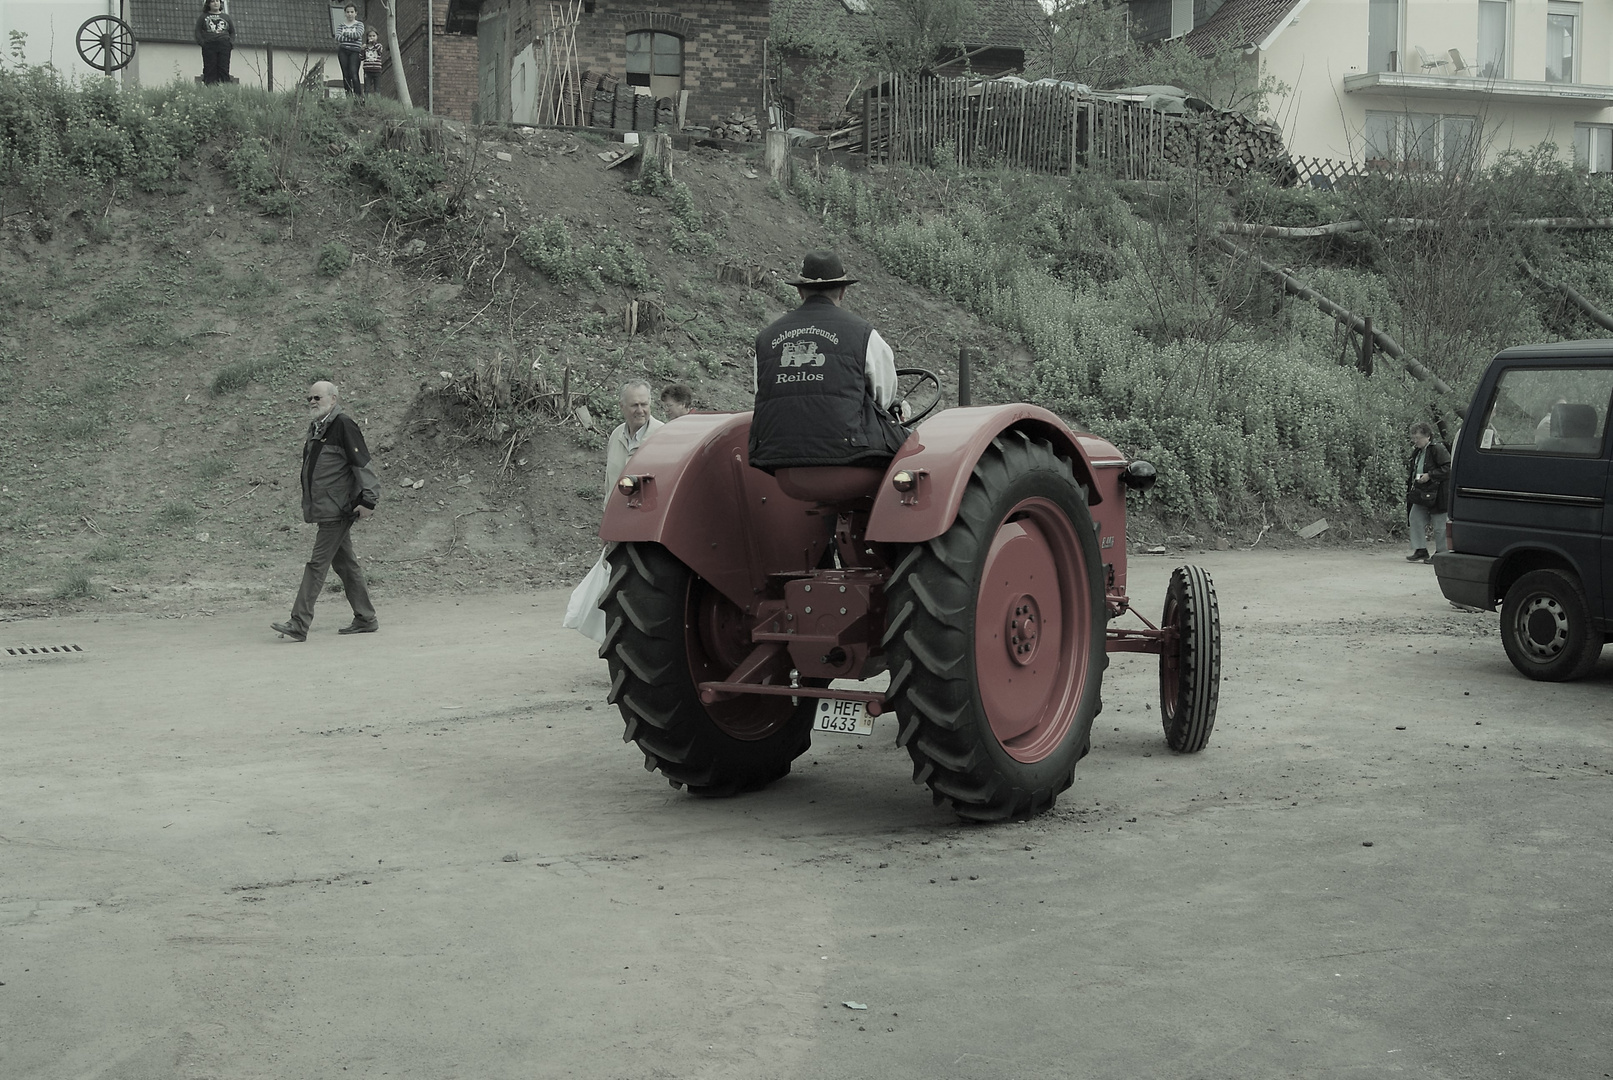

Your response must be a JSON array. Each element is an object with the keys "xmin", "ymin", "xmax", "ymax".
[{"xmin": 1, "ymin": 63, "xmax": 1609, "ymax": 611}]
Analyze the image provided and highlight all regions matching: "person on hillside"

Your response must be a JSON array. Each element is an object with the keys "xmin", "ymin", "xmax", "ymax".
[
  {"xmin": 362, "ymin": 29, "xmax": 385, "ymax": 95},
  {"xmin": 660, "ymin": 383, "xmax": 693, "ymax": 419},
  {"xmin": 748, "ymin": 250, "xmax": 907, "ymax": 474},
  {"xmin": 333, "ymin": 4, "xmax": 366, "ymax": 98},
  {"xmin": 1405, "ymin": 421, "xmax": 1451, "ymax": 562},
  {"xmin": 606, "ymin": 380, "xmax": 664, "ymax": 492},
  {"xmin": 271, "ymin": 381, "xmax": 380, "ymax": 641},
  {"xmin": 194, "ymin": 0, "xmax": 235, "ymax": 86}
]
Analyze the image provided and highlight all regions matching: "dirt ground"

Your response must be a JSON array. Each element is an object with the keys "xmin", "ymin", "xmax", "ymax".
[{"xmin": 3, "ymin": 550, "xmax": 1610, "ymax": 1080}]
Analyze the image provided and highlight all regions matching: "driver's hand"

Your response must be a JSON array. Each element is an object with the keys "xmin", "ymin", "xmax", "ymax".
[{"xmin": 897, "ymin": 400, "xmax": 912, "ymax": 423}]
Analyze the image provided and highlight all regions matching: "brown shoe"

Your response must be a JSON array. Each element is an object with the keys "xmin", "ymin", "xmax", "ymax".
[
  {"xmin": 337, "ymin": 619, "xmax": 378, "ymax": 635},
  {"xmin": 271, "ymin": 620, "xmax": 307, "ymax": 641}
]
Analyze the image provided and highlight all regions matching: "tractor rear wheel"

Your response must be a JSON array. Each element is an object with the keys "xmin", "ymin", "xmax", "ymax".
[
  {"xmin": 1159, "ymin": 565, "xmax": 1221, "ymax": 752},
  {"xmin": 882, "ymin": 431, "xmax": 1106, "ymax": 821},
  {"xmin": 601, "ymin": 542, "xmax": 815, "ymax": 795}
]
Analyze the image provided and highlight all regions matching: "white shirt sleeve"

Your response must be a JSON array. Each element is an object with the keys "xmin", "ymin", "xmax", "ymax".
[{"xmin": 866, "ymin": 329, "xmax": 897, "ymax": 409}]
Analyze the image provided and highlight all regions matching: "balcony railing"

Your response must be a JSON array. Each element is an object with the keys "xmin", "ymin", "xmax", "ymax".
[{"xmin": 1343, "ymin": 71, "xmax": 1613, "ymax": 104}]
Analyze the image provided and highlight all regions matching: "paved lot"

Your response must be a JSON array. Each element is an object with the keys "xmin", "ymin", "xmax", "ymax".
[{"xmin": 2, "ymin": 551, "xmax": 1610, "ymax": 1079}]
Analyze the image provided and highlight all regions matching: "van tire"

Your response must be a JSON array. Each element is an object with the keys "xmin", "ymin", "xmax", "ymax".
[{"xmin": 1499, "ymin": 569, "xmax": 1603, "ymax": 681}]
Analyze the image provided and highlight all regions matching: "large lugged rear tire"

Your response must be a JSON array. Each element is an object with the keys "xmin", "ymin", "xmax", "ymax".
[
  {"xmin": 1160, "ymin": 565, "xmax": 1221, "ymax": 753},
  {"xmin": 1500, "ymin": 568, "xmax": 1603, "ymax": 682},
  {"xmin": 882, "ymin": 430, "xmax": 1106, "ymax": 821},
  {"xmin": 600, "ymin": 542, "xmax": 815, "ymax": 795}
]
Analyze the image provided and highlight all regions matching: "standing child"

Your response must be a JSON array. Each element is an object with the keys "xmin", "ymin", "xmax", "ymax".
[
  {"xmin": 362, "ymin": 30, "xmax": 384, "ymax": 95},
  {"xmin": 333, "ymin": 4, "xmax": 365, "ymax": 97},
  {"xmin": 194, "ymin": 0, "xmax": 235, "ymax": 85}
]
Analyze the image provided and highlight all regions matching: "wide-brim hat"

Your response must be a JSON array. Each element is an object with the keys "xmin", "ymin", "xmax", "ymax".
[{"xmin": 787, "ymin": 250, "xmax": 858, "ymax": 287}]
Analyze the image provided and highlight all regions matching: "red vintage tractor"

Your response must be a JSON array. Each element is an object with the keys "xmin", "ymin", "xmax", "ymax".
[{"xmin": 597, "ymin": 373, "xmax": 1220, "ymax": 820}]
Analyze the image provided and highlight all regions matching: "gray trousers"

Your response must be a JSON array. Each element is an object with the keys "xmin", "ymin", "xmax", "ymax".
[
  {"xmin": 289, "ymin": 519, "xmax": 376, "ymax": 631},
  {"xmin": 1408, "ymin": 505, "xmax": 1449, "ymax": 554}
]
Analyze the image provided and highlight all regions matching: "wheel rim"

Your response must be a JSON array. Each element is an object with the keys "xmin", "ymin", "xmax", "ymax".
[
  {"xmin": 1159, "ymin": 592, "xmax": 1183, "ymax": 721},
  {"xmin": 1515, "ymin": 592, "xmax": 1570, "ymax": 662},
  {"xmin": 686, "ymin": 577, "xmax": 795, "ymax": 741},
  {"xmin": 973, "ymin": 496, "xmax": 1090, "ymax": 763}
]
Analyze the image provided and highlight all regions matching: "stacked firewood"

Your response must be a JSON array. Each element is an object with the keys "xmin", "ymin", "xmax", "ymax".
[
  {"xmin": 1155, "ymin": 109, "xmax": 1288, "ymax": 179},
  {"xmin": 710, "ymin": 110, "xmax": 762, "ymax": 142}
]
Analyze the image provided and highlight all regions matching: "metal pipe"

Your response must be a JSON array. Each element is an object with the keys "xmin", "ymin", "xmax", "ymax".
[{"xmin": 427, "ymin": 0, "xmax": 434, "ymax": 113}]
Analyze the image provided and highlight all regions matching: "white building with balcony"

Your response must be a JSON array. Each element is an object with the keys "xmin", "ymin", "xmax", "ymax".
[{"xmin": 1132, "ymin": 0, "xmax": 1613, "ymax": 171}]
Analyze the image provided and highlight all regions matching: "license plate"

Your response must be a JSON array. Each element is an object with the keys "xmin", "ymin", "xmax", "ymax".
[{"xmin": 813, "ymin": 698, "xmax": 874, "ymax": 736}]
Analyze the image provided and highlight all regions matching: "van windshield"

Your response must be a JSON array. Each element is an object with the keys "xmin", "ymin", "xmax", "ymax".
[{"xmin": 1478, "ymin": 367, "xmax": 1613, "ymax": 455}]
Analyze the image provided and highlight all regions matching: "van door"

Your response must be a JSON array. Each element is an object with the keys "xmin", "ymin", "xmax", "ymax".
[{"xmin": 1465, "ymin": 365, "xmax": 1613, "ymax": 612}]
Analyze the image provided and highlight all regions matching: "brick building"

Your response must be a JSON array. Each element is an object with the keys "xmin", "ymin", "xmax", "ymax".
[{"xmin": 446, "ymin": 0, "xmax": 768, "ymax": 127}]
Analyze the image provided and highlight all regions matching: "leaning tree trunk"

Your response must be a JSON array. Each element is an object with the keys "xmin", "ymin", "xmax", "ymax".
[
  {"xmin": 378, "ymin": 0, "xmax": 414, "ymax": 109},
  {"xmin": 1214, "ymin": 236, "xmax": 1458, "ymax": 401}
]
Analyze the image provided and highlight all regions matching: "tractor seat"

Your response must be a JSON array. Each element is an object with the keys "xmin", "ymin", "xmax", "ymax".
[{"xmin": 774, "ymin": 466, "xmax": 886, "ymax": 507}]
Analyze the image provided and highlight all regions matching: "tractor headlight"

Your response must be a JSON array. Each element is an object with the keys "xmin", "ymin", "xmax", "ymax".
[
  {"xmin": 617, "ymin": 474, "xmax": 642, "ymax": 496},
  {"xmin": 1121, "ymin": 460, "xmax": 1157, "ymax": 491}
]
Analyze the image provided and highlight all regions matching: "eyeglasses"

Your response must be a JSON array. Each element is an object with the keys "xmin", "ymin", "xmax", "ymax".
[{"xmin": 308, "ymin": 395, "xmax": 324, "ymax": 402}]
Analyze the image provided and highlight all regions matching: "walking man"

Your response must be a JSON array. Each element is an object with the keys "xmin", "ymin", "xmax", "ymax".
[
  {"xmin": 272, "ymin": 381, "xmax": 379, "ymax": 641},
  {"xmin": 605, "ymin": 379, "xmax": 664, "ymax": 489}
]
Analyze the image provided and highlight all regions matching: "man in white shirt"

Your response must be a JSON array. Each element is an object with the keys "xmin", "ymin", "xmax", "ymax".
[{"xmin": 605, "ymin": 379, "xmax": 664, "ymax": 491}]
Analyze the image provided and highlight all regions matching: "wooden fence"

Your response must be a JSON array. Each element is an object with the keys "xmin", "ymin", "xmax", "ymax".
[{"xmin": 860, "ymin": 74, "xmax": 1286, "ymax": 183}]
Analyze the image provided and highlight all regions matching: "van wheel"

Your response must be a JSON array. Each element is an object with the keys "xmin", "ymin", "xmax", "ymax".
[{"xmin": 1500, "ymin": 569, "xmax": 1603, "ymax": 681}]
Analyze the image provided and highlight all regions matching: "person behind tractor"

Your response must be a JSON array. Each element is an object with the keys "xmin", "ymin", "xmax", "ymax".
[
  {"xmin": 1405, "ymin": 421, "xmax": 1451, "ymax": 562},
  {"xmin": 194, "ymin": 0, "xmax": 235, "ymax": 86},
  {"xmin": 606, "ymin": 379, "xmax": 664, "ymax": 491},
  {"xmin": 660, "ymin": 382, "xmax": 693, "ymax": 419},
  {"xmin": 748, "ymin": 251, "xmax": 906, "ymax": 474},
  {"xmin": 333, "ymin": 4, "xmax": 366, "ymax": 98}
]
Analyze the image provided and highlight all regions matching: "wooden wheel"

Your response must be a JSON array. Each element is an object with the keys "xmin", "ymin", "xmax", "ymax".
[{"xmin": 76, "ymin": 16, "xmax": 135, "ymax": 75}]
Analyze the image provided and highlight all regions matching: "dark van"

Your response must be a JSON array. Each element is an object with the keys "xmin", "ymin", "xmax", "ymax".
[{"xmin": 1433, "ymin": 340, "xmax": 1613, "ymax": 681}]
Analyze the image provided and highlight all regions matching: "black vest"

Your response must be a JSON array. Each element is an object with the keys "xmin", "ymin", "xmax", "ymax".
[{"xmin": 749, "ymin": 296, "xmax": 904, "ymax": 473}]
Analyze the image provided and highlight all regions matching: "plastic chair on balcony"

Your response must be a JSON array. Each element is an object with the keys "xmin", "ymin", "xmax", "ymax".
[
  {"xmin": 1448, "ymin": 48, "xmax": 1476, "ymax": 76},
  {"xmin": 1414, "ymin": 46, "xmax": 1449, "ymax": 74}
]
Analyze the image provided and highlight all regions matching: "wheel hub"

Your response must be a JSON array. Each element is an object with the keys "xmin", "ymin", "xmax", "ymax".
[
  {"xmin": 1007, "ymin": 594, "xmax": 1041, "ymax": 665},
  {"xmin": 1520, "ymin": 596, "xmax": 1568, "ymax": 658}
]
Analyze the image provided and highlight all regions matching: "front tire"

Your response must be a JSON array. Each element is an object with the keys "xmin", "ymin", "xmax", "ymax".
[
  {"xmin": 1500, "ymin": 568, "xmax": 1603, "ymax": 682},
  {"xmin": 600, "ymin": 542, "xmax": 815, "ymax": 795},
  {"xmin": 1160, "ymin": 565, "xmax": 1221, "ymax": 752},
  {"xmin": 883, "ymin": 430, "xmax": 1106, "ymax": 821}
]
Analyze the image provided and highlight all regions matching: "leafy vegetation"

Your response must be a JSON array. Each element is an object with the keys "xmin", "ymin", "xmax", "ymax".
[{"xmin": 791, "ymin": 155, "xmax": 1613, "ymax": 522}]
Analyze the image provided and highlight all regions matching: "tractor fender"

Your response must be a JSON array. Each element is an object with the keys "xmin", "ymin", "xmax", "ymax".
[
  {"xmin": 599, "ymin": 411, "xmax": 834, "ymax": 612},
  {"xmin": 865, "ymin": 404, "xmax": 1125, "ymax": 544}
]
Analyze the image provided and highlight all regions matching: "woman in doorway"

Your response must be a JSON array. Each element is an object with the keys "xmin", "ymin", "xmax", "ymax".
[
  {"xmin": 194, "ymin": 0, "xmax": 235, "ymax": 85},
  {"xmin": 333, "ymin": 4, "xmax": 366, "ymax": 97}
]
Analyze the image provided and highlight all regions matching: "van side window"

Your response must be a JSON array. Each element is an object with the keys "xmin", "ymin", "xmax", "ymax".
[{"xmin": 1478, "ymin": 367, "xmax": 1613, "ymax": 455}]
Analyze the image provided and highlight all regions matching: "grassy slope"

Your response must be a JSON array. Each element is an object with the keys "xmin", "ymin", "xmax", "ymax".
[{"xmin": 0, "ymin": 108, "xmax": 1021, "ymax": 616}]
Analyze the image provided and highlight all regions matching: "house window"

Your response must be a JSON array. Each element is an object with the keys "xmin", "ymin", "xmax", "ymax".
[
  {"xmin": 626, "ymin": 31, "xmax": 683, "ymax": 100},
  {"xmin": 1477, "ymin": 0, "xmax": 1508, "ymax": 79},
  {"xmin": 1365, "ymin": 111, "xmax": 1478, "ymax": 171},
  {"xmin": 329, "ymin": 2, "xmax": 354, "ymax": 36},
  {"xmin": 1546, "ymin": 1, "xmax": 1579, "ymax": 83},
  {"xmin": 1367, "ymin": 0, "xmax": 1400, "ymax": 73},
  {"xmin": 1170, "ymin": 0, "xmax": 1193, "ymax": 37},
  {"xmin": 1575, "ymin": 124, "xmax": 1613, "ymax": 172}
]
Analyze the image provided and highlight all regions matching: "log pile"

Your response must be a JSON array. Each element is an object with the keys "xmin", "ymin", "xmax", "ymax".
[
  {"xmin": 1152, "ymin": 110, "xmax": 1289, "ymax": 182},
  {"xmin": 709, "ymin": 110, "xmax": 762, "ymax": 143}
]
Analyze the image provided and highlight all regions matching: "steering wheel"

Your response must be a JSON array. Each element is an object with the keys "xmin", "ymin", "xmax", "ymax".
[{"xmin": 894, "ymin": 367, "xmax": 943, "ymax": 424}]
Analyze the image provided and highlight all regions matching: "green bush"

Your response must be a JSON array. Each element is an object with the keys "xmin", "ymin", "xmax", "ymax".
[
  {"xmin": 317, "ymin": 241, "xmax": 352, "ymax": 277},
  {"xmin": 53, "ymin": 571, "xmax": 93, "ymax": 600}
]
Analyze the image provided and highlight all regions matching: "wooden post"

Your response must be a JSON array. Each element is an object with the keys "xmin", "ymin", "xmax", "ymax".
[
  {"xmin": 1360, "ymin": 316, "xmax": 1375, "ymax": 375},
  {"xmin": 862, "ymin": 87, "xmax": 871, "ymax": 159},
  {"xmin": 958, "ymin": 347, "xmax": 980, "ymax": 407},
  {"xmin": 763, "ymin": 129, "xmax": 788, "ymax": 182}
]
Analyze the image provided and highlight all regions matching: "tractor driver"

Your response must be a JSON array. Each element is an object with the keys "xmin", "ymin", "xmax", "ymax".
[{"xmin": 748, "ymin": 250, "xmax": 908, "ymax": 474}]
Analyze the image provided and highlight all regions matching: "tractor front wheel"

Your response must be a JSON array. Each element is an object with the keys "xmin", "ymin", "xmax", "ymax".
[
  {"xmin": 883, "ymin": 431, "xmax": 1106, "ymax": 821},
  {"xmin": 1159, "ymin": 565, "xmax": 1221, "ymax": 752},
  {"xmin": 601, "ymin": 542, "xmax": 815, "ymax": 795}
]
